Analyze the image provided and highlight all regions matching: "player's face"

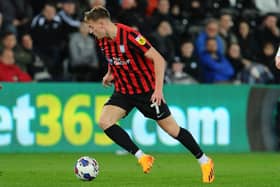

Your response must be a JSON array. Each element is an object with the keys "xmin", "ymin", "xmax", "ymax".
[{"xmin": 86, "ymin": 20, "xmax": 106, "ymax": 39}]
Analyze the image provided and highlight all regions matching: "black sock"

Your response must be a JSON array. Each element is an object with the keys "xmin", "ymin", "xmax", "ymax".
[
  {"xmin": 104, "ymin": 124, "xmax": 139, "ymax": 155},
  {"xmin": 175, "ymin": 127, "xmax": 204, "ymax": 158}
]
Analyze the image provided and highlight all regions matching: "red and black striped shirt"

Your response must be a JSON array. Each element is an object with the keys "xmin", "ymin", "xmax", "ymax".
[{"xmin": 97, "ymin": 23, "xmax": 155, "ymax": 95}]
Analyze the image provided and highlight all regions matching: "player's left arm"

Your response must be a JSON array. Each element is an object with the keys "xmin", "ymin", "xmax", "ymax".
[
  {"xmin": 127, "ymin": 30, "xmax": 166, "ymax": 105},
  {"xmin": 145, "ymin": 47, "xmax": 166, "ymax": 106}
]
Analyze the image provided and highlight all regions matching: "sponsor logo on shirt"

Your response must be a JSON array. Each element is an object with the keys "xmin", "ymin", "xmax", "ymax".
[
  {"xmin": 135, "ymin": 35, "xmax": 146, "ymax": 45},
  {"xmin": 108, "ymin": 57, "xmax": 130, "ymax": 66}
]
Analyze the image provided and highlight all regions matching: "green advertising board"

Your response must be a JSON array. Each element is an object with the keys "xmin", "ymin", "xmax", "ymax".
[{"xmin": 0, "ymin": 83, "xmax": 251, "ymax": 153}]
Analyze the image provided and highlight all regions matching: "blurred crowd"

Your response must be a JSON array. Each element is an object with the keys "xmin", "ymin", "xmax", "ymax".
[{"xmin": 0, "ymin": 0, "xmax": 280, "ymax": 84}]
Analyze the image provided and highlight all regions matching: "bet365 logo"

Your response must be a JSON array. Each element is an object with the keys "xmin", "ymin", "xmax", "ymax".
[{"xmin": 0, "ymin": 94, "xmax": 231, "ymax": 148}]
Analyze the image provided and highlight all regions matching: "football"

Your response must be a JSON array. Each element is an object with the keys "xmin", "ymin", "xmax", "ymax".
[{"xmin": 74, "ymin": 156, "xmax": 99, "ymax": 181}]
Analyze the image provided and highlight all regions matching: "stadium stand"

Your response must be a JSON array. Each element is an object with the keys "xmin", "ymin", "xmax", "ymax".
[{"xmin": 0, "ymin": 0, "xmax": 279, "ymax": 83}]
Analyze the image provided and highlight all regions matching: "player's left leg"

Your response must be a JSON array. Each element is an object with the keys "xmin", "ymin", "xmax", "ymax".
[
  {"xmin": 134, "ymin": 91, "xmax": 213, "ymax": 179},
  {"xmin": 156, "ymin": 115, "xmax": 214, "ymax": 183}
]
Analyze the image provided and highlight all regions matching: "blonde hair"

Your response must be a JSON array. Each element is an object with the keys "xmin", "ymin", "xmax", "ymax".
[{"xmin": 84, "ymin": 6, "xmax": 110, "ymax": 22}]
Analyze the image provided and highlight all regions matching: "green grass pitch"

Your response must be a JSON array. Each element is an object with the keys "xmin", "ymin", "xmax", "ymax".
[{"xmin": 0, "ymin": 153, "xmax": 278, "ymax": 187}]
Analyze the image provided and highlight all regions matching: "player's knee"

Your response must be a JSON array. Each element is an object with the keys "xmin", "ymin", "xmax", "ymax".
[
  {"xmin": 166, "ymin": 129, "xmax": 179, "ymax": 138},
  {"xmin": 157, "ymin": 118, "xmax": 180, "ymax": 137},
  {"xmin": 158, "ymin": 125, "xmax": 178, "ymax": 138},
  {"xmin": 98, "ymin": 117, "xmax": 113, "ymax": 130}
]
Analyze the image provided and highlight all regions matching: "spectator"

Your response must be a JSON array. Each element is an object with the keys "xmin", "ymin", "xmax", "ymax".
[
  {"xmin": 195, "ymin": 18, "xmax": 225, "ymax": 56},
  {"xmin": 255, "ymin": 0, "xmax": 280, "ymax": 15},
  {"xmin": 179, "ymin": 40, "xmax": 200, "ymax": 81},
  {"xmin": 149, "ymin": 0, "xmax": 173, "ymax": 30},
  {"xmin": 237, "ymin": 63, "xmax": 274, "ymax": 84},
  {"xmin": 0, "ymin": 0, "xmax": 18, "ymax": 33},
  {"xmin": 170, "ymin": 3, "xmax": 188, "ymax": 37},
  {"xmin": 256, "ymin": 13, "xmax": 280, "ymax": 50},
  {"xmin": 17, "ymin": 33, "xmax": 52, "ymax": 81},
  {"xmin": 236, "ymin": 20, "xmax": 258, "ymax": 61},
  {"xmin": 218, "ymin": 11, "xmax": 238, "ymax": 51},
  {"xmin": 0, "ymin": 48, "xmax": 32, "ymax": 82},
  {"xmin": 0, "ymin": 0, "xmax": 33, "ymax": 35},
  {"xmin": 0, "ymin": 31, "xmax": 25, "ymax": 70},
  {"xmin": 148, "ymin": 20, "xmax": 175, "ymax": 65},
  {"xmin": 69, "ymin": 22, "xmax": 100, "ymax": 81},
  {"xmin": 58, "ymin": 0, "xmax": 82, "ymax": 64},
  {"xmin": 258, "ymin": 42, "xmax": 280, "ymax": 83},
  {"xmin": 199, "ymin": 37, "xmax": 234, "ymax": 83},
  {"xmin": 117, "ymin": 0, "xmax": 147, "ymax": 32},
  {"xmin": 226, "ymin": 43, "xmax": 251, "ymax": 78},
  {"xmin": 31, "ymin": 2, "xmax": 64, "ymax": 80},
  {"xmin": 186, "ymin": 0, "xmax": 207, "ymax": 26},
  {"xmin": 234, "ymin": 1, "xmax": 259, "ymax": 28},
  {"xmin": 183, "ymin": 0, "xmax": 206, "ymax": 40},
  {"xmin": 168, "ymin": 56, "xmax": 198, "ymax": 84},
  {"xmin": 58, "ymin": 0, "xmax": 81, "ymax": 39},
  {"xmin": 1, "ymin": 32, "xmax": 17, "ymax": 49},
  {"xmin": 233, "ymin": 41, "xmax": 274, "ymax": 84}
]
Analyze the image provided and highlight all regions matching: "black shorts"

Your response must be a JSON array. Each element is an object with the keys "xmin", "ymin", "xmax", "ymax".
[{"xmin": 105, "ymin": 91, "xmax": 171, "ymax": 120}]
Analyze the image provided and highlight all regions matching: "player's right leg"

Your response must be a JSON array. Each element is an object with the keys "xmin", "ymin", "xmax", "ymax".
[{"xmin": 99, "ymin": 100, "xmax": 153, "ymax": 173}]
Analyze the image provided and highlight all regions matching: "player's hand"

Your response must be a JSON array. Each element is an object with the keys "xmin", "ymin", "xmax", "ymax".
[
  {"xmin": 150, "ymin": 89, "xmax": 166, "ymax": 106},
  {"xmin": 102, "ymin": 73, "xmax": 114, "ymax": 87},
  {"xmin": 275, "ymin": 56, "xmax": 280, "ymax": 70}
]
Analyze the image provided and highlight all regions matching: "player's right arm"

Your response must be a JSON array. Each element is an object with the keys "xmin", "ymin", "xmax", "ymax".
[
  {"xmin": 102, "ymin": 65, "xmax": 114, "ymax": 87},
  {"xmin": 275, "ymin": 46, "xmax": 280, "ymax": 70}
]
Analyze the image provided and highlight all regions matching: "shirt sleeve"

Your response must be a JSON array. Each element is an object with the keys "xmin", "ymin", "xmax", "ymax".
[{"xmin": 127, "ymin": 30, "xmax": 152, "ymax": 54}]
